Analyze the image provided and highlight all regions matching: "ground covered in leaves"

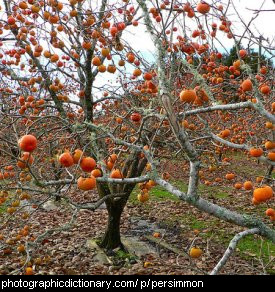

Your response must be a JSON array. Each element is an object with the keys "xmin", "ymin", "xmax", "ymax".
[{"xmin": 0, "ymin": 152, "xmax": 274, "ymax": 275}]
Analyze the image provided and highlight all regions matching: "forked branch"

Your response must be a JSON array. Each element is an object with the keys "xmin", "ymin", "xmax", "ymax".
[{"xmin": 210, "ymin": 228, "xmax": 260, "ymax": 275}]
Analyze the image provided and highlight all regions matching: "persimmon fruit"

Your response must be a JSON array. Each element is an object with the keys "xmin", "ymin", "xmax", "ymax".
[
  {"xmin": 130, "ymin": 112, "xmax": 141, "ymax": 122},
  {"xmin": 189, "ymin": 247, "xmax": 203, "ymax": 258},
  {"xmin": 180, "ymin": 89, "xmax": 197, "ymax": 103},
  {"xmin": 197, "ymin": 2, "xmax": 210, "ymax": 14},
  {"xmin": 80, "ymin": 157, "xmax": 96, "ymax": 172},
  {"xmin": 73, "ymin": 149, "xmax": 83, "ymax": 164},
  {"xmin": 249, "ymin": 148, "xmax": 263, "ymax": 158},
  {"xmin": 110, "ymin": 169, "xmax": 123, "ymax": 179},
  {"xmin": 241, "ymin": 79, "xmax": 253, "ymax": 92},
  {"xmin": 19, "ymin": 135, "xmax": 37, "ymax": 152},
  {"xmin": 267, "ymin": 152, "xmax": 275, "ymax": 161},
  {"xmin": 243, "ymin": 181, "xmax": 253, "ymax": 190},
  {"xmin": 253, "ymin": 186, "xmax": 273, "ymax": 202},
  {"xmin": 59, "ymin": 152, "xmax": 74, "ymax": 167},
  {"xmin": 77, "ymin": 176, "xmax": 96, "ymax": 191},
  {"xmin": 137, "ymin": 192, "xmax": 149, "ymax": 202},
  {"xmin": 266, "ymin": 208, "xmax": 275, "ymax": 217},
  {"xmin": 225, "ymin": 173, "xmax": 235, "ymax": 180},
  {"xmin": 91, "ymin": 169, "xmax": 102, "ymax": 178},
  {"xmin": 25, "ymin": 267, "xmax": 34, "ymax": 275}
]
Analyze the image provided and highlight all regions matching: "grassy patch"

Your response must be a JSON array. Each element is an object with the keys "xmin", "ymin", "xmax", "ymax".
[
  {"xmin": 0, "ymin": 200, "xmax": 8, "ymax": 215},
  {"xmin": 175, "ymin": 212, "xmax": 209, "ymax": 231},
  {"xmin": 172, "ymin": 180, "xmax": 188, "ymax": 193},
  {"xmin": 114, "ymin": 250, "xmax": 136, "ymax": 261},
  {"xmin": 237, "ymin": 235, "xmax": 275, "ymax": 270},
  {"xmin": 198, "ymin": 183, "xmax": 229, "ymax": 199},
  {"xmin": 228, "ymin": 151, "xmax": 245, "ymax": 161},
  {"xmin": 129, "ymin": 187, "xmax": 139, "ymax": 204},
  {"xmin": 129, "ymin": 182, "xmax": 183, "ymax": 204},
  {"xmin": 213, "ymin": 192, "xmax": 229, "ymax": 199},
  {"xmin": 203, "ymin": 228, "xmax": 275, "ymax": 269},
  {"xmin": 130, "ymin": 179, "xmax": 230, "ymax": 203},
  {"xmin": 238, "ymin": 235, "xmax": 275, "ymax": 257},
  {"xmin": 190, "ymin": 219, "xmax": 207, "ymax": 230},
  {"xmin": 111, "ymin": 249, "xmax": 138, "ymax": 267},
  {"xmin": 161, "ymin": 198, "xmax": 274, "ymax": 271},
  {"xmin": 226, "ymin": 151, "xmax": 266, "ymax": 177},
  {"xmin": 150, "ymin": 186, "xmax": 179, "ymax": 201}
]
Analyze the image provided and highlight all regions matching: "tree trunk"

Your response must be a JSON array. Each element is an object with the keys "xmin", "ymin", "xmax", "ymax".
[
  {"xmin": 99, "ymin": 201, "xmax": 125, "ymax": 250},
  {"xmin": 96, "ymin": 154, "xmax": 147, "ymax": 251},
  {"xmin": 97, "ymin": 181, "xmax": 128, "ymax": 251}
]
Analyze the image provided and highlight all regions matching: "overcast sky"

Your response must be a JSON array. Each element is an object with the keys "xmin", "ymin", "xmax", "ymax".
[
  {"xmin": 95, "ymin": 0, "xmax": 275, "ymax": 96},
  {"xmin": 0, "ymin": 0, "xmax": 274, "ymax": 99},
  {"xmin": 123, "ymin": 0, "xmax": 275, "ymax": 55}
]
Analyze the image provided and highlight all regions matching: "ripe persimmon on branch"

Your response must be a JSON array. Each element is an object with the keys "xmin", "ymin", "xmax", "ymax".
[{"xmin": 0, "ymin": 0, "xmax": 274, "ymax": 275}]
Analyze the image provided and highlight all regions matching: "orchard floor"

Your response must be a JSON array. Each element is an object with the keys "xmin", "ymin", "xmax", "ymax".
[{"xmin": 0, "ymin": 152, "xmax": 274, "ymax": 275}]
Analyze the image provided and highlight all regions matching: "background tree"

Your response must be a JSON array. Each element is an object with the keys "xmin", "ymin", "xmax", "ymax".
[{"xmin": 223, "ymin": 45, "xmax": 273, "ymax": 73}]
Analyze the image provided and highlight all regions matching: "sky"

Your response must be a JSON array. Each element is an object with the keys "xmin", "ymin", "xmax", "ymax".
[
  {"xmin": 0, "ymin": 0, "xmax": 274, "ymax": 56},
  {"xmin": 122, "ymin": 0, "xmax": 275, "ymax": 55},
  {"xmin": 0, "ymin": 0, "xmax": 274, "ymax": 100},
  {"xmin": 93, "ymin": 0, "xmax": 275, "ymax": 96}
]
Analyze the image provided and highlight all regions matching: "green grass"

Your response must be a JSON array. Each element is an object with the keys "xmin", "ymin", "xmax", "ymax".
[
  {"xmin": 199, "ymin": 184, "xmax": 229, "ymax": 198},
  {"xmin": 155, "ymin": 193, "xmax": 274, "ymax": 271},
  {"xmin": 236, "ymin": 235, "xmax": 275, "ymax": 273},
  {"xmin": 170, "ymin": 211, "xmax": 209, "ymax": 231},
  {"xmin": 200, "ymin": 228, "xmax": 275, "ymax": 269},
  {"xmin": 131, "ymin": 179, "xmax": 231, "ymax": 203},
  {"xmin": 190, "ymin": 219, "xmax": 207, "ymax": 230},
  {"xmin": 0, "ymin": 195, "xmax": 9, "ymax": 215},
  {"xmin": 129, "ymin": 178, "xmax": 274, "ymax": 272},
  {"xmin": 129, "ymin": 179, "xmax": 231, "ymax": 204},
  {"xmin": 129, "ymin": 181, "xmax": 184, "ymax": 203},
  {"xmin": 228, "ymin": 151, "xmax": 244, "ymax": 161},
  {"xmin": 114, "ymin": 250, "xmax": 137, "ymax": 261},
  {"xmin": 111, "ymin": 250, "xmax": 138, "ymax": 267},
  {"xmin": 237, "ymin": 235, "xmax": 274, "ymax": 259},
  {"xmin": 226, "ymin": 151, "xmax": 267, "ymax": 177},
  {"xmin": 213, "ymin": 192, "xmax": 229, "ymax": 199},
  {"xmin": 150, "ymin": 186, "xmax": 179, "ymax": 201},
  {"xmin": 172, "ymin": 180, "xmax": 188, "ymax": 193},
  {"xmin": 0, "ymin": 205, "xmax": 6, "ymax": 214},
  {"xmin": 174, "ymin": 209, "xmax": 275, "ymax": 262}
]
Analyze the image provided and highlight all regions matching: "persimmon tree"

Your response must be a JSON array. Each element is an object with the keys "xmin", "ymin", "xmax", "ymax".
[{"xmin": 0, "ymin": 0, "xmax": 274, "ymax": 275}]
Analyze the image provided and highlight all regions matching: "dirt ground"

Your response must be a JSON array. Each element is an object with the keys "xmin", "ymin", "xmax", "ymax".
[{"xmin": 0, "ymin": 152, "xmax": 274, "ymax": 275}]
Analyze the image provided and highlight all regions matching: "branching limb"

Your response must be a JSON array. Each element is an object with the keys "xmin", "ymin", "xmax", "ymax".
[
  {"xmin": 156, "ymin": 178, "xmax": 275, "ymax": 243},
  {"xmin": 210, "ymin": 228, "xmax": 260, "ymax": 275},
  {"xmin": 182, "ymin": 101, "xmax": 253, "ymax": 117}
]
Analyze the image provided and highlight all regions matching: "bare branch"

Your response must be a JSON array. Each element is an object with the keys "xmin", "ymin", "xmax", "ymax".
[{"xmin": 210, "ymin": 228, "xmax": 260, "ymax": 275}]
